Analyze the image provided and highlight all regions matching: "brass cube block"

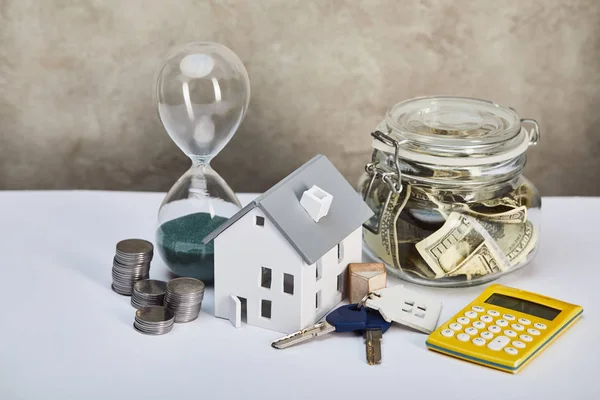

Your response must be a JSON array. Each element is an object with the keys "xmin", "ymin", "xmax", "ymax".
[{"xmin": 348, "ymin": 263, "xmax": 387, "ymax": 304}]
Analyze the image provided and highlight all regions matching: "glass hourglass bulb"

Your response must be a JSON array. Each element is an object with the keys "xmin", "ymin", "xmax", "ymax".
[{"xmin": 154, "ymin": 42, "xmax": 249, "ymax": 282}]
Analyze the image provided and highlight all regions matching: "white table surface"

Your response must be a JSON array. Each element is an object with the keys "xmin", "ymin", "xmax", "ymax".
[{"xmin": 0, "ymin": 191, "xmax": 598, "ymax": 399}]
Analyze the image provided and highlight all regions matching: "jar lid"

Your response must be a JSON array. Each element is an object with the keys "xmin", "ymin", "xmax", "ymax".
[{"xmin": 373, "ymin": 96, "xmax": 539, "ymax": 166}]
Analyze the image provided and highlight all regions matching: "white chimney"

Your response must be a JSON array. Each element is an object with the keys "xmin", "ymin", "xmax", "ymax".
[{"xmin": 300, "ymin": 185, "xmax": 333, "ymax": 222}]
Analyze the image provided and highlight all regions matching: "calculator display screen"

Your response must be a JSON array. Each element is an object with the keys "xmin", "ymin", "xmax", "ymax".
[{"xmin": 484, "ymin": 293, "xmax": 561, "ymax": 321}]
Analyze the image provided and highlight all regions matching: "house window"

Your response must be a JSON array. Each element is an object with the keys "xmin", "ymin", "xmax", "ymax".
[
  {"xmin": 315, "ymin": 291, "xmax": 321, "ymax": 309},
  {"xmin": 238, "ymin": 296, "xmax": 248, "ymax": 323},
  {"xmin": 261, "ymin": 267, "xmax": 272, "ymax": 289},
  {"xmin": 316, "ymin": 260, "xmax": 322, "ymax": 281},
  {"xmin": 255, "ymin": 216, "xmax": 265, "ymax": 226},
  {"xmin": 337, "ymin": 272, "xmax": 343, "ymax": 293},
  {"xmin": 283, "ymin": 273, "xmax": 294, "ymax": 295},
  {"xmin": 261, "ymin": 299, "xmax": 272, "ymax": 319},
  {"xmin": 337, "ymin": 242, "xmax": 344, "ymax": 263}
]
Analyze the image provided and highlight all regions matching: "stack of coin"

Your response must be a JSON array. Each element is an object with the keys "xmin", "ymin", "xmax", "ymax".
[
  {"xmin": 164, "ymin": 277, "xmax": 205, "ymax": 323},
  {"xmin": 133, "ymin": 306, "xmax": 174, "ymax": 335},
  {"xmin": 111, "ymin": 239, "xmax": 153, "ymax": 296},
  {"xmin": 131, "ymin": 279, "xmax": 167, "ymax": 310}
]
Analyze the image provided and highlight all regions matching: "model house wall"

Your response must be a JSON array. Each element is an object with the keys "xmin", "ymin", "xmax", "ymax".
[
  {"xmin": 300, "ymin": 226, "xmax": 362, "ymax": 328},
  {"xmin": 214, "ymin": 207, "xmax": 305, "ymax": 333}
]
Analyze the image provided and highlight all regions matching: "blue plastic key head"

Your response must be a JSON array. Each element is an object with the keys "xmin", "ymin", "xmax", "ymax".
[
  {"xmin": 365, "ymin": 309, "xmax": 393, "ymax": 334},
  {"xmin": 325, "ymin": 304, "xmax": 368, "ymax": 332}
]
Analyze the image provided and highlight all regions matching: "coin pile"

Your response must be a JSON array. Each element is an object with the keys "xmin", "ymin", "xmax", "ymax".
[
  {"xmin": 111, "ymin": 239, "xmax": 153, "ymax": 296},
  {"xmin": 164, "ymin": 277, "xmax": 205, "ymax": 323},
  {"xmin": 133, "ymin": 306, "xmax": 175, "ymax": 335},
  {"xmin": 131, "ymin": 279, "xmax": 167, "ymax": 310}
]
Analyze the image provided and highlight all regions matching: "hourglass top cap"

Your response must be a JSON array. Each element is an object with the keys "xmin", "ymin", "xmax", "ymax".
[{"xmin": 153, "ymin": 42, "xmax": 250, "ymax": 159}]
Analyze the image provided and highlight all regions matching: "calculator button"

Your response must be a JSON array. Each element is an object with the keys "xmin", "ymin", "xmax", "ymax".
[
  {"xmin": 511, "ymin": 324, "xmax": 524, "ymax": 331},
  {"xmin": 472, "ymin": 306, "xmax": 485, "ymax": 312},
  {"xmin": 405, "ymin": 300, "xmax": 414, "ymax": 306},
  {"xmin": 504, "ymin": 330, "xmax": 517, "ymax": 338},
  {"xmin": 472, "ymin": 338, "xmax": 486, "ymax": 346},
  {"xmin": 503, "ymin": 314, "xmax": 515, "ymax": 321},
  {"xmin": 449, "ymin": 323, "xmax": 463, "ymax": 331},
  {"xmin": 518, "ymin": 318, "xmax": 531, "ymax": 325},
  {"xmin": 488, "ymin": 325, "xmax": 501, "ymax": 333},
  {"xmin": 481, "ymin": 331, "xmax": 494, "ymax": 340},
  {"xmin": 487, "ymin": 310, "xmax": 500, "ymax": 317},
  {"xmin": 473, "ymin": 321, "xmax": 486, "ymax": 329},
  {"xmin": 520, "ymin": 334, "xmax": 533, "ymax": 342},
  {"xmin": 457, "ymin": 317, "xmax": 470, "ymax": 325},
  {"xmin": 402, "ymin": 306, "xmax": 413, "ymax": 312},
  {"xmin": 457, "ymin": 333, "xmax": 470, "ymax": 342},
  {"xmin": 465, "ymin": 327, "xmax": 478, "ymax": 336},
  {"xmin": 496, "ymin": 319, "xmax": 508, "ymax": 327},
  {"xmin": 512, "ymin": 341, "xmax": 526, "ymax": 349},
  {"xmin": 527, "ymin": 328, "xmax": 541, "ymax": 336},
  {"xmin": 465, "ymin": 311, "xmax": 478, "ymax": 319},
  {"xmin": 534, "ymin": 323, "xmax": 547, "ymax": 330},
  {"xmin": 487, "ymin": 336, "xmax": 510, "ymax": 351},
  {"xmin": 480, "ymin": 315, "xmax": 493, "ymax": 323},
  {"xmin": 442, "ymin": 329, "xmax": 455, "ymax": 337},
  {"xmin": 415, "ymin": 311, "xmax": 426, "ymax": 318},
  {"xmin": 504, "ymin": 347, "xmax": 518, "ymax": 355}
]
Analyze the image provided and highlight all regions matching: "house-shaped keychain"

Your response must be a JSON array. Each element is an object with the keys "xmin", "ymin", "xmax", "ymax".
[{"xmin": 203, "ymin": 155, "xmax": 374, "ymax": 333}]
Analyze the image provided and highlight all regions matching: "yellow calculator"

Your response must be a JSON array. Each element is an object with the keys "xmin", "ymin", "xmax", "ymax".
[{"xmin": 426, "ymin": 284, "xmax": 583, "ymax": 373}]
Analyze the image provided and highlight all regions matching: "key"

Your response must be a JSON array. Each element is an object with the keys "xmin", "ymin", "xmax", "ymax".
[
  {"xmin": 364, "ymin": 329, "xmax": 382, "ymax": 365},
  {"xmin": 364, "ymin": 285, "xmax": 442, "ymax": 334},
  {"xmin": 362, "ymin": 308, "xmax": 392, "ymax": 365},
  {"xmin": 271, "ymin": 304, "xmax": 367, "ymax": 349}
]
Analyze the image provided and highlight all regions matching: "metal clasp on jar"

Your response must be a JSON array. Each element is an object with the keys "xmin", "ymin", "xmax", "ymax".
[
  {"xmin": 362, "ymin": 131, "xmax": 407, "ymax": 234},
  {"xmin": 363, "ymin": 131, "xmax": 404, "ymax": 196},
  {"xmin": 521, "ymin": 119, "xmax": 541, "ymax": 146}
]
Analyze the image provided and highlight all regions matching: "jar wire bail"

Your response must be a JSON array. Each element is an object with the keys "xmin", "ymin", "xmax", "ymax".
[
  {"xmin": 521, "ymin": 119, "xmax": 541, "ymax": 146},
  {"xmin": 362, "ymin": 131, "xmax": 409, "ymax": 234}
]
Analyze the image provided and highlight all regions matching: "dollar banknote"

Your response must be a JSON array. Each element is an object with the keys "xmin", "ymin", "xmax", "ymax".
[
  {"xmin": 364, "ymin": 181, "xmax": 538, "ymax": 281},
  {"xmin": 415, "ymin": 212, "xmax": 510, "ymax": 279},
  {"xmin": 363, "ymin": 185, "xmax": 412, "ymax": 269},
  {"xmin": 478, "ymin": 219, "xmax": 538, "ymax": 266},
  {"xmin": 463, "ymin": 206, "xmax": 527, "ymax": 224},
  {"xmin": 447, "ymin": 241, "xmax": 508, "ymax": 280}
]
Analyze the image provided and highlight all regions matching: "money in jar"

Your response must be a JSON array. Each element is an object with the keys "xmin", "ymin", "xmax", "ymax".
[{"xmin": 358, "ymin": 96, "xmax": 541, "ymax": 287}]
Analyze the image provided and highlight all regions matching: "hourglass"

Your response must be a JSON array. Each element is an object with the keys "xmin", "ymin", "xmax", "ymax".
[{"xmin": 154, "ymin": 42, "xmax": 249, "ymax": 282}]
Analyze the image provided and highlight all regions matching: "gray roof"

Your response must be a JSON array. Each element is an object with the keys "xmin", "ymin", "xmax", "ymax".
[{"xmin": 203, "ymin": 154, "xmax": 374, "ymax": 265}]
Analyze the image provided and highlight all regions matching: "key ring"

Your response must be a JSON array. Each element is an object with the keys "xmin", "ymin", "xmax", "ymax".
[{"xmin": 357, "ymin": 292, "xmax": 381, "ymax": 309}]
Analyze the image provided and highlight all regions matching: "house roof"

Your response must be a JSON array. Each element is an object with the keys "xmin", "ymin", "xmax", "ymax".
[{"xmin": 202, "ymin": 154, "xmax": 374, "ymax": 265}]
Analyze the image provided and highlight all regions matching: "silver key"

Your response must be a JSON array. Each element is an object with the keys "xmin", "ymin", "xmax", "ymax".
[
  {"xmin": 364, "ymin": 328, "xmax": 383, "ymax": 365},
  {"xmin": 271, "ymin": 321, "xmax": 335, "ymax": 349}
]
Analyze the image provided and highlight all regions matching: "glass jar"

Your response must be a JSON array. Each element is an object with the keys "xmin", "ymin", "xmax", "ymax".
[{"xmin": 359, "ymin": 96, "xmax": 541, "ymax": 287}]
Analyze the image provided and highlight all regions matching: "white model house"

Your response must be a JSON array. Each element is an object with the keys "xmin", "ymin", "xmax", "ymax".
[{"xmin": 203, "ymin": 155, "xmax": 374, "ymax": 333}]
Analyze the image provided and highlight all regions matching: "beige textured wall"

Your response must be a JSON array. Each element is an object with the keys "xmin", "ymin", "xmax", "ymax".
[{"xmin": 0, "ymin": 0, "xmax": 599, "ymax": 195}]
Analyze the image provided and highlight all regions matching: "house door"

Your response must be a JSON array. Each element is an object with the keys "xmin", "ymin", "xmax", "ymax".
[{"xmin": 227, "ymin": 295, "xmax": 247, "ymax": 328}]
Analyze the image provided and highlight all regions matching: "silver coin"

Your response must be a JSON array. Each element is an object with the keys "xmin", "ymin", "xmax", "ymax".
[
  {"xmin": 133, "ymin": 323, "xmax": 173, "ymax": 336},
  {"xmin": 116, "ymin": 239, "xmax": 154, "ymax": 255},
  {"xmin": 134, "ymin": 280, "xmax": 167, "ymax": 295},
  {"xmin": 112, "ymin": 284, "xmax": 132, "ymax": 296},
  {"xmin": 166, "ymin": 278, "xmax": 205, "ymax": 296},
  {"xmin": 135, "ymin": 306, "xmax": 174, "ymax": 324}
]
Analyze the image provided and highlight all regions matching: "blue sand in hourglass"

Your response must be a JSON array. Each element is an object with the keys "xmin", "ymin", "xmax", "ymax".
[{"xmin": 156, "ymin": 212, "xmax": 228, "ymax": 282}]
